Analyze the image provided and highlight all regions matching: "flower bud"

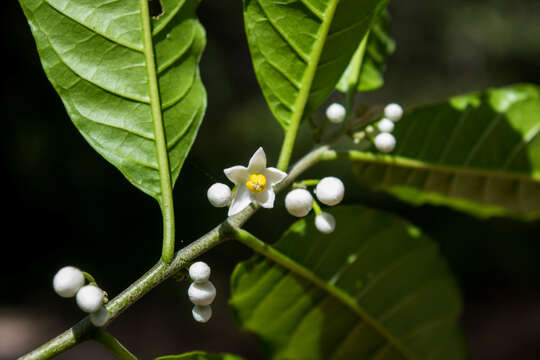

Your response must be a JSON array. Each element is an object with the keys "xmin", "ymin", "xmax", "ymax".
[
  {"xmin": 188, "ymin": 281, "xmax": 216, "ymax": 306},
  {"xmin": 53, "ymin": 266, "xmax": 85, "ymax": 298},
  {"xmin": 90, "ymin": 306, "xmax": 110, "ymax": 327},
  {"xmin": 285, "ymin": 189, "xmax": 313, "ymax": 217},
  {"xmin": 189, "ymin": 262, "xmax": 211, "ymax": 283},
  {"xmin": 326, "ymin": 103, "xmax": 346, "ymax": 123},
  {"xmin": 377, "ymin": 118, "xmax": 395, "ymax": 133},
  {"xmin": 315, "ymin": 177, "xmax": 344, "ymax": 206},
  {"xmin": 76, "ymin": 285, "xmax": 104, "ymax": 313},
  {"xmin": 192, "ymin": 305, "xmax": 212, "ymax": 323},
  {"xmin": 207, "ymin": 183, "xmax": 231, "ymax": 208},
  {"xmin": 374, "ymin": 133, "xmax": 396, "ymax": 153},
  {"xmin": 384, "ymin": 103, "xmax": 403, "ymax": 122},
  {"xmin": 315, "ymin": 212, "xmax": 336, "ymax": 234}
]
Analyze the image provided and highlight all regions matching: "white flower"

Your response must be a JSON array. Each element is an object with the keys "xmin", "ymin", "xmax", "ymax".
[
  {"xmin": 53, "ymin": 266, "xmax": 85, "ymax": 298},
  {"xmin": 315, "ymin": 212, "xmax": 336, "ymax": 234},
  {"xmin": 375, "ymin": 133, "xmax": 396, "ymax": 153},
  {"xmin": 377, "ymin": 118, "xmax": 395, "ymax": 133},
  {"xmin": 224, "ymin": 147, "xmax": 287, "ymax": 216},
  {"xmin": 326, "ymin": 103, "xmax": 346, "ymax": 123},
  {"xmin": 285, "ymin": 189, "xmax": 313, "ymax": 217},
  {"xmin": 192, "ymin": 305, "xmax": 212, "ymax": 323},
  {"xmin": 90, "ymin": 306, "xmax": 110, "ymax": 327},
  {"xmin": 384, "ymin": 103, "xmax": 403, "ymax": 122},
  {"xmin": 207, "ymin": 183, "xmax": 231, "ymax": 208},
  {"xmin": 76, "ymin": 285, "xmax": 104, "ymax": 313},
  {"xmin": 188, "ymin": 281, "xmax": 216, "ymax": 306},
  {"xmin": 315, "ymin": 177, "xmax": 345, "ymax": 206},
  {"xmin": 189, "ymin": 262, "xmax": 211, "ymax": 283}
]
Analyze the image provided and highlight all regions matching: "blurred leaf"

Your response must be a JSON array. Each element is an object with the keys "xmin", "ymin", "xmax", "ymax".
[
  {"xmin": 243, "ymin": 0, "xmax": 388, "ymax": 130},
  {"xmin": 337, "ymin": 9, "xmax": 395, "ymax": 93},
  {"xmin": 18, "ymin": 0, "xmax": 206, "ymax": 202},
  {"xmin": 351, "ymin": 84, "xmax": 540, "ymax": 219},
  {"xmin": 155, "ymin": 351, "xmax": 245, "ymax": 360},
  {"xmin": 230, "ymin": 206, "xmax": 465, "ymax": 359}
]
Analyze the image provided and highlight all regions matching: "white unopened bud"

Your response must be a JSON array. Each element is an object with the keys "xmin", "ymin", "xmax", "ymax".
[
  {"xmin": 384, "ymin": 103, "xmax": 403, "ymax": 122},
  {"xmin": 315, "ymin": 177, "xmax": 344, "ymax": 206},
  {"xmin": 374, "ymin": 133, "xmax": 396, "ymax": 153},
  {"xmin": 315, "ymin": 212, "xmax": 336, "ymax": 234},
  {"xmin": 326, "ymin": 103, "xmax": 346, "ymax": 123},
  {"xmin": 188, "ymin": 281, "xmax": 216, "ymax": 306},
  {"xmin": 285, "ymin": 189, "xmax": 313, "ymax": 217},
  {"xmin": 192, "ymin": 305, "xmax": 212, "ymax": 323},
  {"xmin": 207, "ymin": 183, "xmax": 231, "ymax": 208},
  {"xmin": 189, "ymin": 262, "xmax": 211, "ymax": 283},
  {"xmin": 377, "ymin": 118, "xmax": 395, "ymax": 133},
  {"xmin": 53, "ymin": 266, "xmax": 85, "ymax": 298},
  {"xmin": 76, "ymin": 285, "xmax": 104, "ymax": 313},
  {"xmin": 90, "ymin": 306, "xmax": 110, "ymax": 327}
]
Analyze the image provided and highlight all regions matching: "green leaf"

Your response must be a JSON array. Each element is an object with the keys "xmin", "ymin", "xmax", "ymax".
[
  {"xmin": 337, "ymin": 9, "xmax": 396, "ymax": 93},
  {"xmin": 350, "ymin": 84, "xmax": 540, "ymax": 218},
  {"xmin": 230, "ymin": 206, "xmax": 465, "ymax": 360},
  {"xmin": 18, "ymin": 0, "xmax": 206, "ymax": 202},
  {"xmin": 155, "ymin": 351, "xmax": 245, "ymax": 360},
  {"xmin": 244, "ymin": 0, "xmax": 388, "ymax": 130}
]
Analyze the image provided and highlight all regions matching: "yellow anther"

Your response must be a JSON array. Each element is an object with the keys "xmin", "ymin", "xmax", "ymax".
[{"xmin": 246, "ymin": 174, "xmax": 267, "ymax": 194}]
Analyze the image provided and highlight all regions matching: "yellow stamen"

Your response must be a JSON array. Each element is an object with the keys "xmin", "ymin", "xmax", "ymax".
[{"xmin": 246, "ymin": 174, "xmax": 267, "ymax": 194}]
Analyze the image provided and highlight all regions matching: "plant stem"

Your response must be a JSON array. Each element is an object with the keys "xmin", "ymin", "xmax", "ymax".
[
  {"xmin": 18, "ymin": 145, "xmax": 330, "ymax": 360},
  {"xmin": 94, "ymin": 331, "xmax": 138, "ymax": 360},
  {"xmin": 139, "ymin": 0, "xmax": 176, "ymax": 263}
]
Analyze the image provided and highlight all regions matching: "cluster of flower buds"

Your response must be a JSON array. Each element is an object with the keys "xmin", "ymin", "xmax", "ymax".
[
  {"xmin": 373, "ymin": 103, "xmax": 403, "ymax": 153},
  {"xmin": 53, "ymin": 266, "xmax": 109, "ymax": 326},
  {"xmin": 285, "ymin": 176, "xmax": 344, "ymax": 234},
  {"xmin": 188, "ymin": 262, "xmax": 216, "ymax": 323}
]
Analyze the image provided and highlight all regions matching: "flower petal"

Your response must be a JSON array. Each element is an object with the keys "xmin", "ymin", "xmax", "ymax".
[
  {"xmin": 224, "ymin": 166, "xmax": 249, "ymax": 186},
  {"xmin": 253, "ymin": 189, "xmax": 276, "ymax": 209},
  {"xmin": 264, "ymin": 167, "xmax": 287, "ymax": 185},
  {"xmin": 247, "ymin": 147, "xmax": 267, "ymax": 173},
  {"xmin": 228, "ymin": 186, "xmax": 252, "ymax": 216}
]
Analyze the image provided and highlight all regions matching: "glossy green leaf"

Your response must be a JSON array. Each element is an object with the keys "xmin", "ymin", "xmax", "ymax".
[
  {"xmin": 337, "ymin": 9, "xmax": 395, "ymax": 93},
  {"xmin": 155, "ymin": 351, "xmax": 245, "ymax": 360},
  {"xmin": 18, "ymin": 0, "xmax": 206, "ymax": 202},
  {"xmin": 230, "ymin": 206, "xmax": 465, "ymax": 360},
  {"xmin": 244, "ymin": 0, "xmax": 388, "ymax": 130},
  {"xmin": 351, "ymin": 84, "xmax": 540, "ymax": 218}
]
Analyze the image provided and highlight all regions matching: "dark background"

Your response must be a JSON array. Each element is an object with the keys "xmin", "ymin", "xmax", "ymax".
[{"xmin": 2, "ymin": 0, "xmax": 540, "ymax": 359}]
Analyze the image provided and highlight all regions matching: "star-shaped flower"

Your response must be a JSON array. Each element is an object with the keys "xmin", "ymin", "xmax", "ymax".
[{"xmin": 224, "ymin": 147, "xmax": 287, "ymax": 216}]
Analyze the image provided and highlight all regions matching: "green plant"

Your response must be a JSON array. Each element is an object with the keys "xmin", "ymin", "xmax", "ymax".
[{"xmin": 14, "ymin": 0, "xmax": 540, "ymax": 359}]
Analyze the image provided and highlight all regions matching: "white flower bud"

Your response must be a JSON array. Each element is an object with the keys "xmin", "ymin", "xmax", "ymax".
[
  {"xmin": 192, "ymin": 305, "xmax": 212, "ymax": 323},
  {"xmin": 377, "ymin": 118, "xmax": 395, "ymax": 133},
  {"xmin": 384, "ymin": 103, "xmax": 403, "ymax": 122},
  {"xmin": 207, "ymin": 183, "xmax": 231, "ymax": 208},
  {"xmin": 76, "ymin": 285, "xmax": 104, "ymax": 313},
  {"xmin": 326, "ymin": 103, "xmax": 346, "ymax": 123},
  {"xmin": 285, "ymin": 189, "xmax": 313, "ymax": 217},
  {"xmin": 374, "ymin": 133, "xmax": 396, "ymax": 153},
  {"xmin": 189, "ymin": 262, "xmax": 211, "ymax": 283},
  {"xmin": 53, "ymin": 266, "xmax": 85, "ymax": 298},
  {"xmin": 315, "ymin": 212, "xmax": 336, "ymax": 234},
  {"xmin": 188, "ymin": 281, "xmax": 216, "ymax": 306},
  {"xmin": 315, "ymin": 177, "xmax": 344, "ymax": 206},
  {"xmin": 90, "ymin": 306, "xmax": 110, "ymax": 327}
]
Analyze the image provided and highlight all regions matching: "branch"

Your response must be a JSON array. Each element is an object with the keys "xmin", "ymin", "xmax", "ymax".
[{"xmin": 18, "ymin": 145, "xmax": 330, "ymax": 360}]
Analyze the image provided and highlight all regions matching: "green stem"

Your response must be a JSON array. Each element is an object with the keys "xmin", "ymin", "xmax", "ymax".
[
  {"xmin": 312, "ymin": 200, "xmax": 323, "ymax": 215},
  {"xmin": 139, "ymin": 0, "xmax": 176, "ymax": 263},
  {"xmin": 18, "ymin": 146, "xmax": 330, "ymax": 360},
  {"xmin": 94, "ymin": 331, "xmax": 138, "ymax": 360}
]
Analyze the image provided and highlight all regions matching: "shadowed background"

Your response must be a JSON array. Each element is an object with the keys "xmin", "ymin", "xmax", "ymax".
[{"xmin": 1, "ymin": 0, "xmax": 540, "ymax": 359}]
